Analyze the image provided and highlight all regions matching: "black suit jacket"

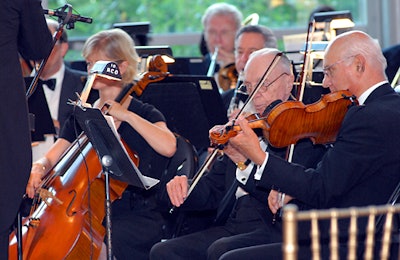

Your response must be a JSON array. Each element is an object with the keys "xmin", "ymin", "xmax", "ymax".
[
  {"xmin": 0, "ymin": 0, "xmax": 52, "ymax": 232},
  {"xmin": 57, "ymin": 66, "xmax": 88, "ymax": 129},
  {"xmin": 383, "ymin": 44, "xmax": 400, "ymax": 83},
  {"xmin": 183, "ymin": 138, "xmax": 327, "ymax": 226},
  {"xmin": 258, "ymin": 83, "xmax": 400, "ymax": 236}
]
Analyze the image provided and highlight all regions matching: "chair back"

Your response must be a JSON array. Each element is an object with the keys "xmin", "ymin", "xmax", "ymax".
[
  {"xmin": 282, "ymin": 203, "xmax": 400, "ymax": 260},
  {"xmin": 157, "ymin": 133, "xmax": 198, "ymax": 210}
]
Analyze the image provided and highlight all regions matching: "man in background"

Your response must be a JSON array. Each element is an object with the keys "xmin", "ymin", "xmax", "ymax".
[
  {"xmin": 222, "ymin": 24, "xmax": 277, "ymax": 115},
  {"xmin": 201, "ymin": 2, "xmax": 242, "ymax": 92},
  {"xmin": 31, "ymin": 18, "xmax": 98, "ymax": 161}
]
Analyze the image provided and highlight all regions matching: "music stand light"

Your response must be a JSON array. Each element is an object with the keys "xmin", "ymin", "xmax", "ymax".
[
  {"xmin": 313, "ymin": 10, "xmax": 355, "ymax": 40},
  {"xmin": 136, "ymin": 46, "xmax": 175, "ymax": 73}
]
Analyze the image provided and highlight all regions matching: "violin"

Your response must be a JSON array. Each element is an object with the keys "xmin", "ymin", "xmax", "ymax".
[
  {"xmin": 8, "ymin": 56, "xmax": 169, "ymax": 259},
  {"xmin": 210, "ymin": 90, "xmax": 357, "ymax": 148}
]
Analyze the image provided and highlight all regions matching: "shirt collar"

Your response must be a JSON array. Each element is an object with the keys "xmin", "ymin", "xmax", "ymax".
[{"xmin": 357, "ymin": 81, "xmax": 388, "ymax": 105}]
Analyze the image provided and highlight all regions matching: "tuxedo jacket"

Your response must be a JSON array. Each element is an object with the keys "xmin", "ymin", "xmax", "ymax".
[
  {"xmin": 383, "ymin": 44, "xmax": 400, "ymax": 83},
  {"xmin": 258, "ymin": 83, "xmax": 400, "ymax": 236},
  {"xmin": 0, "ymin": 0, "xmax": 52, "ymax": 232},
  {"xmin": 183, "ymin": 138, "xmax": 328, "ymax": 226},
  {"xmin": 57, "ymin": 67, "xmax": 87, "ymax": 129}
]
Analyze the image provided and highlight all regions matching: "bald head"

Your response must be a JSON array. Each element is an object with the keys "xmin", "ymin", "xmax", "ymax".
[
  {"xmin": 323, "ymin": 31, "xmax": 387, "ymax": 97},
  {"xmin": 243, "ymin": 48, "xmax": 294, "ymax": 114},
  {"xmin": 326, "ymin": 30, "xmax": 386, "ymax": 73},
  {"xmin": 245, "ymin": 48, "xmax": 292, "ymax": 79}
]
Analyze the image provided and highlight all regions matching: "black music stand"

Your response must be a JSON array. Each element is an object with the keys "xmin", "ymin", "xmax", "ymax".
[
  {"xmin": 74, "ymin": 106, "xmax": 158, "ymax": 260},
  {"xmin": 138, "ymin": 75, "xmax": 227, "ymax": 154}
]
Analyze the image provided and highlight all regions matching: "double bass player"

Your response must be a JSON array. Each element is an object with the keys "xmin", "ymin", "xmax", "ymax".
[{"xmin": 26, "ymin": 28, "xmax": 177, "ymax": 259}]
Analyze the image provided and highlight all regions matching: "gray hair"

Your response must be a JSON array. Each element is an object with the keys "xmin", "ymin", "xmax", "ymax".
[
  {"xmin": 235, "ymin": 25, "xmax": 277, "ymax": 48},
  {"xmin": 201, "ymin": 3, "xmax": 243, "ymax": 30}
]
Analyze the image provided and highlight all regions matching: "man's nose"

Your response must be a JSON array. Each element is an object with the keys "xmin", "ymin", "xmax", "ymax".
[{"xmin": 322, "ymin": 76, "xmax": 330, "ymax": 89}]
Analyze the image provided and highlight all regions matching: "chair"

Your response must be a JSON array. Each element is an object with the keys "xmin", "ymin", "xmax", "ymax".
[
  {"xmin": 158, "ymin": 133, "xmax": 198, "ymax": 208},
  {"xmin": 157, "ymin": 134, "xmax": 199, "ymax": 239},
  {"xmin": 282, "ymin": 203, "xmax": 400, "ymax": 260}
]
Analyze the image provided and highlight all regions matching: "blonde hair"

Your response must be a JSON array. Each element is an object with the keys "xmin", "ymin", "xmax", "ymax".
[{"xmin": 82, "ymin": 28, "xmax": 139, "ymax": 84}]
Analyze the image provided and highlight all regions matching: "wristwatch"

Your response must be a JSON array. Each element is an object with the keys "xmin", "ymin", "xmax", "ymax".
[{"xmin": 236, "ymin": 159, "xmax": 251, "ymax": 171}]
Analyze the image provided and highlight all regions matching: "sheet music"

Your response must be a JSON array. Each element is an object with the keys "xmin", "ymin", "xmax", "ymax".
[{"xmin": 103, "ymin": 113, "xmax": 159, "ymax": 189}]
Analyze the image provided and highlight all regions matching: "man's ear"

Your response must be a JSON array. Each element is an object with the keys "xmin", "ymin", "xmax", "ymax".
[
  {"xmin": 60, "ymin": 42, "xmax": 69, "ymax": 58},
  {"xmin": 354, "ymin": 54, "xmax": 365, "ymax": 73}
]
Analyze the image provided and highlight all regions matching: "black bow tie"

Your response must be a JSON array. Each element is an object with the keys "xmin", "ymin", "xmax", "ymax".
[{"xmin": 40, "ymin": 78, "xmax": 56, "ymax": 90}]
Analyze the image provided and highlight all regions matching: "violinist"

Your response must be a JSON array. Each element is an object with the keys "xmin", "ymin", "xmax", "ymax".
[
  {"xmin": 219, "ymin": 31, "xmax": 400, "ymax": 259},
  {"xmin": 201, "ymin": 2, "xmax": 242, "ymax": 92},
  {"xmin": 26, "ymin": 28, "xmax": 177, "ymax": 260},
  {"xmin": 150, "ymin": 48, "xmax": 328, "ymax": 260},
  {"xmin": 0, "ymin": 0, "xmax": 52, "ymax": 259}
]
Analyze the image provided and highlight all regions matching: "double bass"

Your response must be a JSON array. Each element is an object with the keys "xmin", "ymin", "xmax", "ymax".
[{"xmin": 8, "ymin": 56, "xmax": 168, "ymax": 259}]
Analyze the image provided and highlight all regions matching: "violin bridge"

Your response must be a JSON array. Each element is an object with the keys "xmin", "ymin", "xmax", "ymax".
[
  {"xmin": 28, "ymin": 218, "xmax": 40, "ymax": 228},
  {"xmin": 38, "ymin": 188, "xmax": 63, "ymax": 206}
]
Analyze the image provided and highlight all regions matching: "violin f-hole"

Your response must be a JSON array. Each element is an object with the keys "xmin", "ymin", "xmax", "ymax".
[{"xmin": 66, "ymin": 190, "xmax": 77, "ymax": 217}]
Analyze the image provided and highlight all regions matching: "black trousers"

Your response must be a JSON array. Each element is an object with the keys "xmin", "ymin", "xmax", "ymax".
[
  {"xmin": 150, "ymin": 195, "xmax": 282, "ymax": 260},
  {"xmin": 0, "ymin": 228, "xmax": 8, "ymax": 260},
  {"xmin": 110, "ymin": 190, "xmax": 164, "ymax": 260},
  {"xmin": 219, "ymin": 239, "xmax": 400, "ymax": 260}
]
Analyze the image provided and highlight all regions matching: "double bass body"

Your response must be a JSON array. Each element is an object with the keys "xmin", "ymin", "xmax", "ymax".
[
  {"xmin": 8, "ymin": 136, "xmax": 132, "ymax": 259},
  {"xmin": 9, "ymin": 56, "xmax": 167, "ymax": 259}
]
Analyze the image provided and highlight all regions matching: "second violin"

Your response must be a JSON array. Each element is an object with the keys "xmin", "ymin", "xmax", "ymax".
[{"xmin": 210, "ymin": 90, "xmax": 357, "ymax": 148}]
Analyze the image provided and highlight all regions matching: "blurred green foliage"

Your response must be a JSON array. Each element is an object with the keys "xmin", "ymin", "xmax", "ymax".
[{"xmin": 48, "ymin": 0, "xmax": 362, "ymax": 60}]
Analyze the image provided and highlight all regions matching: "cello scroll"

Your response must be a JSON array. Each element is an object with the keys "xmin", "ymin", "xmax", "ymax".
[{"xmin": 131, "ymin": 55, "xmax": 169, "ymax": 97}]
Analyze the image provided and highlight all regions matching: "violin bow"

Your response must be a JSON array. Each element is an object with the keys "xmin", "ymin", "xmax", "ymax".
[
  {"xmin": 286, "ymin": 20, "xmax": 316, "ymax": 162},
  {"xmin": 274, "ymin": 20, "xmax": 317, "ymax": 223},
  {"xmin": 170, "ymin": 52, "xmax": 285, "ymax": 214}
]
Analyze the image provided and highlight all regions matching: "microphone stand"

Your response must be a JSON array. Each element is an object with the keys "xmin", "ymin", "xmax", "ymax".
[
  {"xmin": 26, "ymin": 4, "xmax": 92, "ymax": 98},
  {"xmin": 101, "ymin": 155, "xmax": 114, "ymax": 260}
]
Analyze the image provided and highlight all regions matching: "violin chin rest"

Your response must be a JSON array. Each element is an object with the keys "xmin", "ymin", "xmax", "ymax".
[{"xmin": 262, "ymin": 99, "xmax": 282, "ymax": 116}]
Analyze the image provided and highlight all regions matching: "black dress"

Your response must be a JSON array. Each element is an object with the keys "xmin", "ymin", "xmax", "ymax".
[{"xmin": 60, "ymin": 97, "xmax": 171, "ymax": 260}]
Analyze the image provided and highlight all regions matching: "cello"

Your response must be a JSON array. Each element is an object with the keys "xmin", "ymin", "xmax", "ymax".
[{"xmin": 8, "ymin": 56, "xmax": 168, "ymax": 259}]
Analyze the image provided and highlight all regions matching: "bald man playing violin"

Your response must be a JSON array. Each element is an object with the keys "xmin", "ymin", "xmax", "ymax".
[
  {"xmin": 150, "ymin": 48, "xmax": 328, "ymax": 260},
  {"xmin": 219, "ymin": 30, "xmax": 400, "ymax": 260}
]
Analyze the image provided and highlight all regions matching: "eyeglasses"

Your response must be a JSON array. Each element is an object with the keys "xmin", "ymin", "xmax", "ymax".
[
  {"xmin": 206, "ymin": 29, "xmax": 236, "ymax": 39},
  {"xmin": 243, "ymin": 72, "xmax": 289, "ymax": 94},
  {"xmin": 323, "ymin": 55, "xmax": 356, "ymax": 77}
]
